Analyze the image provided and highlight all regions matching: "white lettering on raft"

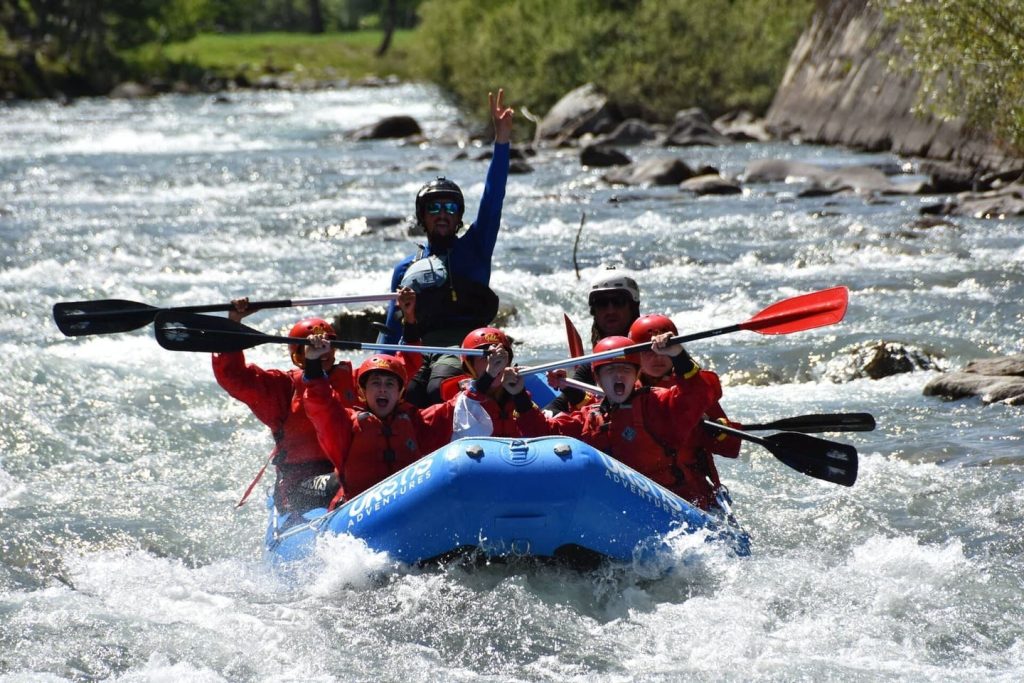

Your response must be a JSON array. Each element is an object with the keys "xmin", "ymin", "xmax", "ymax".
[
  {"xmin": 346, "ymin": 458, "xmax": 434, "ymax": 526},
  {"xmin": 598, "ymin": 452, "xmax": 684, "ymax": 516}
]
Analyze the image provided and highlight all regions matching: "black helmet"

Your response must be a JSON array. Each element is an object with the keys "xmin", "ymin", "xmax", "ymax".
[{"xmin": 415, "ymin": 177, "xmax": 464, "ymax": 225}]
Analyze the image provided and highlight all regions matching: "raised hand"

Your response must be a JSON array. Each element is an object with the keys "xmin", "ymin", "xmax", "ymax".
[
  {"xmin": 228, "ymin": 297, "xmax": 252, "ymax": 323},
  {"xmin": 489, "ymin": 88, "xmax": 514, "ymax": 144},
  {"xmin": 501, "ymin": 366, "xmax": 525, "ymax": 395},
  {"xmin": 305, "ymin": 333, "xmax": 331, "ymax": 360},
  {"xmin": 397, "ymin": 286, "xmax": 417, "ymax": 324},
  {"xmin": 485, "ymin": 344, "xmax": 509, "ymax": 377}
]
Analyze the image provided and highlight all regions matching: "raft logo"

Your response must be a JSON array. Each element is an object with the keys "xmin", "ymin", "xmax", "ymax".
[
  {"xmin": 597, "ymin": 451, "xmax": 684, "ymax": 516},
  {"xmin": 345, "ymin": 457, "xmax": 434, "ymax": 526}
]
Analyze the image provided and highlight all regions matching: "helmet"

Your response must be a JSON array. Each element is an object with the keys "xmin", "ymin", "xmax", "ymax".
[
  {"xmin": 588, "ymin": 273, "xmax": 640, "ymax": 305},
  {"xmin": 591, "ymin": 336, "xmax": 642, "ymax": 373},
  {"xmin": 288, "ymin": 317, "xmax": 336, "ymax": 368},
  {"xmin": 628, "ymin": 314, "xmax": 678, "ymax": 344},
  {"xmin": 460, "ymin": 327, "xmax": 513, "ymax": 366},
  {"xmin": 415, "ymin": 177, "xmax": 464, "ymax": 224},
  {"xmin": 355, "ymin": 354, "xmax": 408, "ymax": 389}
]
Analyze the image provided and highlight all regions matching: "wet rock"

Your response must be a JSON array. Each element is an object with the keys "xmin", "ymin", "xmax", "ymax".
[
  {"xmin": 823, "ymin": 341, "xmax": 946, "ymax": 383},
  {"xmin": 351, "ymin": 115, "xmax": 423, "ymax": 141},
  {"xmin": 663, "ymin": 108, "xmax": 731, "ymax": 147},
  {"xmin": 333, "ymin": 306, "xmax": 387, "ymax": 342},
  {"xmin": 108, "ymin": 81, "xmax": 153, "ymax": 99},
  {"xmin": 919, "ymin": 160, "xmax": 986, "ymax": 193},
  {"xmin": 602, "ymin": 157, "xmax": 696, "ymax": 186},
  {"xmin": 923, "ymin": 355, "xmax": 1024, "ymax": 404},
  {"xmin": 743, "ymin": 159, "xmax": 926, "ymax": 195},
  {"xmin": 580, "ymin": 144, "xmax": 631, "ymax": 168},
  {"xmin": 592, "ymin": 119, "xmax": 658, "ymax": 146},
  {"xmin": 713, "ymin": 110, "xmax": 773, "ymax": 142},
  {"xmin": 508, "ymin": 159, "xmax": 534, "ymax": 174},
  {"xmin": 535, "ymin": 83, "xmax": 622, "ymax": 144},
  {"xmin": 679, "ymin": 174, "xmax": 743, "ymax": 195}
]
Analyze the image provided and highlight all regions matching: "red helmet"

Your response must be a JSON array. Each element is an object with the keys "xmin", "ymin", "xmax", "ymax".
[
  {"xmin": 628, "ymin": 314, "xmax": 678, "ymax": 344},
  {"xmin": 591, "ymin": 336, "xmax": 642, "ymax": 373},
  {"xmin": 288, "ymin": 317, "xmax": 336, "ymax": 367},
  {"xmin": 355, "ymin": 354, "xmax": 408, "ymax": 389},
  {"xmin": 460, "ymin": 327, "xmax": 513, "ymax": 365}
]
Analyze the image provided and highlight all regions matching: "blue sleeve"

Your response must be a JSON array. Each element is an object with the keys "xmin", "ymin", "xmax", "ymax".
[
  {"xmin": 455, "ymin": 141, "xmax": 510, "ymax": 284},
  {"xmin": 378, "ymin": 256, "xmax": 414, "ymax": 344}
]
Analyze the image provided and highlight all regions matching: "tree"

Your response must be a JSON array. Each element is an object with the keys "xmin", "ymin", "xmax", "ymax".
[{"xmin": 878, "ymin": 0, "xmax": 1024, "ymax": 154}]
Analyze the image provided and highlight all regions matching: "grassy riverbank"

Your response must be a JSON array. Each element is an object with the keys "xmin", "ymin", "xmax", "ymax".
[{"xmin": 125, "ymin": 30, "xmax": 423, "ymax": 86}]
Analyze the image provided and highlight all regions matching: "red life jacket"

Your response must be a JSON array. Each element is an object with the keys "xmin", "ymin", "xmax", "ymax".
[
  {"xmin": 580, "ymin": 388, "xmax": 718, "ymax": 509},
  {"xmin": 272, "ymin": 364, "xmax": 356, "ymax": 466},
  {"xmin": 336, "ymin": 405, "xmax": 422, "ymax": 503}
]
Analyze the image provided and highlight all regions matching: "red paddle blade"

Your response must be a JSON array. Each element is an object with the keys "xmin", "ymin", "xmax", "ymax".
[
  {"xmin": 741, "ymin": 286, "xmax": 849, "ymax": 335},
  {"xmin": 564, "ymin": 314, "xmax": 586, "ymax": 357}
]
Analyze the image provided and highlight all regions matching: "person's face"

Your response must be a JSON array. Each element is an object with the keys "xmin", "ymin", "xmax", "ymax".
[
  {"xmin": 362, "ymin": 372, "xmax": 402, "ymax": 417},
  {"xmin": 422, "ymin": 199, "xmax": 463, "ymax": 246},
  {"xmin": 597, "ymin": 363, "xmax": 638, "ymax": 404},
  {"xmin": 639, "ymin": 350, "xmax": 673, "ymax": 380},
  {"xmin": 591, "ymin": 292, "xmax": 633, "ymax": 337}
]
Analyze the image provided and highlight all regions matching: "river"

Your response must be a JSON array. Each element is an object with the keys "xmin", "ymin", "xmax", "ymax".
[{"xmin": 1, "ymin": 83, "xmax": 1022, "ymax": 681}]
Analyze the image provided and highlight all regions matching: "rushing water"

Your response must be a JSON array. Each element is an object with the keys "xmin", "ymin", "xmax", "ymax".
[{"xmin": 1, "ymin": 83, "xmax": 1022, "ymax": 681}]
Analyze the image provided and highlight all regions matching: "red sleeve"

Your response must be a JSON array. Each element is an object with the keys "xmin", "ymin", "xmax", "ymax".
[
  {"xmin": 396, "ymin": 346, "xmax": 424, "ymax": 382},
  {"xmin": 647, "ymin": 368, "xmax": 719, "ymax": 446},
  {"xmin": 696, "ymin": 371, "xmax": 741, "ymax": 458},
  {"xmin": 515, "ymin": 405, "xmax": 586, "ymax": 439},
  {"xmin": 303, "ymin": 377, "xmax": 354, "ymax": 472},
  {"xmin": 412, "ymin": 400, "xmax": 456, "ymax": 454},
  {"xmin": 211, "ymin": 351, "xmax": 293, "ymax": 430}
]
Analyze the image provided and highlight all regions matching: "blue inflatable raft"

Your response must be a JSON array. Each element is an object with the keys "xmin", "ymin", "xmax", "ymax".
[{"xmin": 266, "ymin": 436, "xmax": 750, "ymax": 567}]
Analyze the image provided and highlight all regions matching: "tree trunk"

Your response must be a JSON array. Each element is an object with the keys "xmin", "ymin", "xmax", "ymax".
[
  {"xmin": 376, "ymin": 0, "xmax": 397, "ymax": 56},
  {"xmin": 309, "ymin": 0, "xmax": 324, "ymax": 34}
]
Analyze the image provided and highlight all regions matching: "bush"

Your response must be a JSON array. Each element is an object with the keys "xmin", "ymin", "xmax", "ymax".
[{"xmin": 413, "ymin": 0, "xmax": 813, "ymax": 125}]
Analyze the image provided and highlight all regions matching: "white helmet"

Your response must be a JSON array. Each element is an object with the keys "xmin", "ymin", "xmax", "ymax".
[{"xmin": 588, "ymin": 273, "xmax": 640, "ymax": 305}]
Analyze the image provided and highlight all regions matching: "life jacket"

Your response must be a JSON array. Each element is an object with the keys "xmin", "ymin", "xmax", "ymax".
[
  {"xmin": 581, "ymin": 388, "xmax": 717, "ymax": 509},
  {"xmin": 400, "ymin": 249, "xmax": 499, "ymax": 340},
  {"xmin": 334, "ymin": 405, "xmax": 422, "ymax": 505},
  {"xmin": 271, "ymin": 364, "xmax": 357, "ymax": 467},
  {"xmin": 441, "ymin": 373, "xmax": 524, "ymax": 438}
]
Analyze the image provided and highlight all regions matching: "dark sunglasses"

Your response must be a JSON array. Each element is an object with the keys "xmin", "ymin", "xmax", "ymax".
[
  {"xmin": 591, "ymin": 296, "xmax": 630, "ymax": 309},
  {"xmin": 426, "ymin": 200, "xmax": 462, "ymax": 216}
]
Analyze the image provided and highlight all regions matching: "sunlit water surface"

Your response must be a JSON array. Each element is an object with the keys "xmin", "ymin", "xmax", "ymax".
[{"xmin": 1, "ymin": 84, "xmax": 1022, "ymax": 681}]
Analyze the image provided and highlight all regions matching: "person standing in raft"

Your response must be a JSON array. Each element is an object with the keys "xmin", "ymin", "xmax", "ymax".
[
  {"xmin": 212, "ymin": 290, "xmax": 421, "ymax": 514},
  {"xmin": 543, "ymin": 272, "xmax": 641, "ymax": 415},
  {"xmin": 504, "ymin": 334, "xmax": 723, "ymax": 511},
  {"xmin": 628, "ymin": 313, "xmax": 742, "ymax": 505},
  {"xmin": 301, "ymin": 331, "xmax": 515, "ymax": 508},
  {"xmin": 380, "ymin": 88, "xmax": 515, "ymax": 407}
]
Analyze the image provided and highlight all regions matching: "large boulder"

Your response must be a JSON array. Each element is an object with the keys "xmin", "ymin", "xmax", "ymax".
[
  {"xmin": 351, "ymin": 115, "xmax": 423, "ymax": 140},
  {"xmin": 663, "ymin": 108, "xmax": 732, "ymax": 147},
  {"xmin": 822, "ymin": 341, "xmax": 945, "ymax": 383},
  {"xmin": 921, "ymin": 182, "xmax": 1024, "ymax": 219},
  {"xmin": 580, "ymin": 144, "xmax": 632, "ymax": 168},
  {"xmin": 602, "ymin": 157, "xmax": 696, "ymax": 186},
  {"xmin": 535, "ymin": 83, "xmax": 622, "ymax": 144},
  {"xmin": 923, "ymin": 354, "xmax": 1024, "ymax": 405}
]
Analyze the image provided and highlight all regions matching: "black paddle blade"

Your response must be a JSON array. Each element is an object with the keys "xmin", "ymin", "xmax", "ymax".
[
  {"xmin": 53, "ymin": 299, "xmax": 159, "ymax": 336},
  {"xmin": 766, "ymin": 432, "xmax": 859, "ymax": 487},
  {"xmin": 154, "ymin": 312, "xmax": 268, "ymax": 353},
  {"xmin": 745, "ymin": 412, "xmax": 876, "ymax": 434}
]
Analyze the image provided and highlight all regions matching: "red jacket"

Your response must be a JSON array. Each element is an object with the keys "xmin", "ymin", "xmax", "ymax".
[
  {"xmin": 212, "ymin": 351, "xmax": 357, "ymax": 467},
  {"xmin": 517, "ymin": 369, "xmax": 722, "ymax": 508},
  {"xmin": 304, "ymin": 377, "xmax": 457, "ymax": 505},
  {"xmin": 443, "ymin": 374, "xmax": 530, "ymax": 438}
]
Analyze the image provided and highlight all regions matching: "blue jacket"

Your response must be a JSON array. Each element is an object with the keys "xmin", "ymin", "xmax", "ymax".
[{"xmin": 379, "ymin": 142, "xmax": 511, "ymax": 344}]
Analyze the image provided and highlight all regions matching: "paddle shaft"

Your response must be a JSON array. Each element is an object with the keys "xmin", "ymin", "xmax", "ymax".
[
  {"xmin": 165, "ymin": 325, "xmax": 486, "ymax": 356},
  {"xmin": 59, "ymin": 293, "xmax": 398, "ymax": 322}
]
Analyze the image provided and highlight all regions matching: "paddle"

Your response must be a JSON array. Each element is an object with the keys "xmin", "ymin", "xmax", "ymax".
[
  {"xmin": 703, "ymin": 420, "xmax": 858, "ymax": 487},
  {"xmin": 559, "ymin": 376, "xmax": 872, "ymax": 433},
  {"xmin": 521, "ymin": 286, "xmax": 849, "ymax": 376},
  {"xmin": 53, "ymin": 293, "xmax": 398, "ymax": 337},
  {"xmin": 152, "ymin": 311, "xmax": 486, "ymax": 357},
  {"xmin": 564, "ymin": 313, "xmax": 586, "ymax": 357},
  {"xmin": 742, "ymin": 412, "xmax": 876, "ymax": 433}
]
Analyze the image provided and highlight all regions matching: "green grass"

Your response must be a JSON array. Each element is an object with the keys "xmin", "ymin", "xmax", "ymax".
[{"xmin": 129, "ymin": 30, "xmax": 424, "ymax": 83}]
